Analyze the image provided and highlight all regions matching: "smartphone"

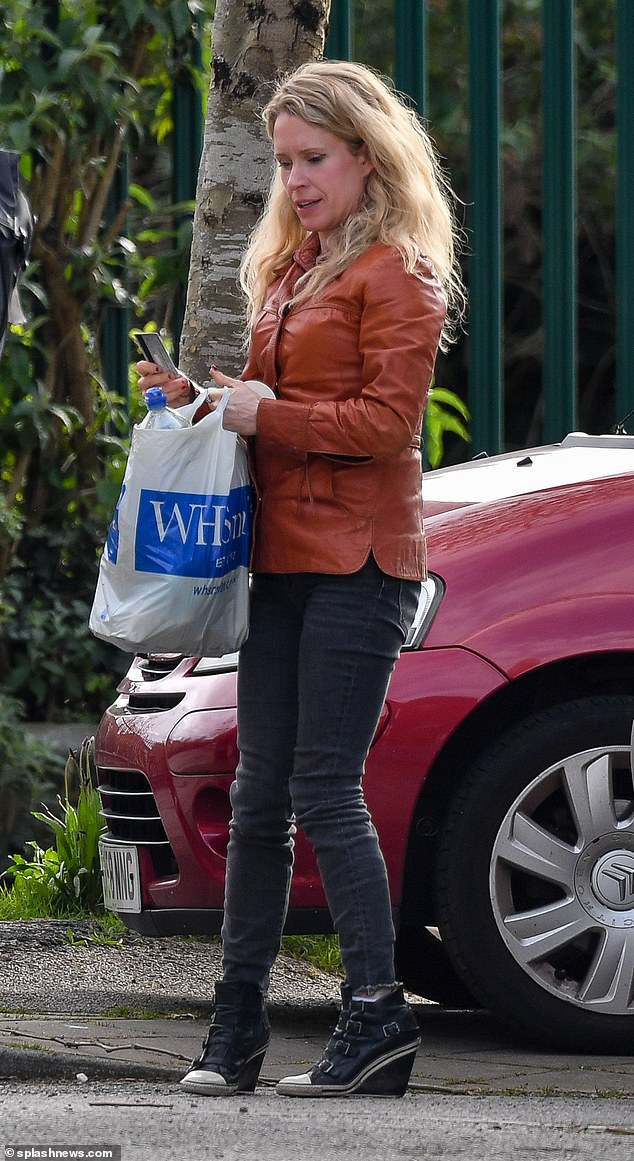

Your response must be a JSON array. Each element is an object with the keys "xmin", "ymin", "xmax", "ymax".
[{"xmin": 134, "ymin": 332, "xmax": 181, "ymax": 377}]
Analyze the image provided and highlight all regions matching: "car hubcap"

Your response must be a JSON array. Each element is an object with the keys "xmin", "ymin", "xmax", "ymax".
[
  {"xmin": 490, "ymin": 746, "xmax": 634, "ymax": 1013},
  {"xmin": 582, "ymin": 845, "xmax": 634, "ymax": 913}
]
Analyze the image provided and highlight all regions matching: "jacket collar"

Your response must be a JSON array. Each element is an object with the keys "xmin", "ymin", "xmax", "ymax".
[{"xmin": 292, "ymin": 232, "xmax": 321, "ymax": 272}]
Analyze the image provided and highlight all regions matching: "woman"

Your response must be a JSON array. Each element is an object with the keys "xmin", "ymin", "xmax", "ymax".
[{"xmin": 138, "ymin": 59, "xmax": 465, "ymax": 1098}]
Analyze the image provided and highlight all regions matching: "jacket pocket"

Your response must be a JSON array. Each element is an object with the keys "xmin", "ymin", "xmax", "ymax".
[
  {"xmin": 299, "ymin": 456, "xmax": 335, "ymax": 507},
  {"xmin": 330, "ymin": 458, "xmax": 379, "ymax": 513}
]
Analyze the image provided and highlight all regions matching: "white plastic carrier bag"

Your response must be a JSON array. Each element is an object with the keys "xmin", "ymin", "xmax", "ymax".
[{"xmin": 89, "ymin": 390, "xmax": 252, "ymax": 657}]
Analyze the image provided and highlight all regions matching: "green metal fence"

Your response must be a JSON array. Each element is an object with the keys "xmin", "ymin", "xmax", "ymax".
[
  {"xmin": 327, "ymin": 0, "xmax": 634, "ymax": 455},
  {"xmin": 99, "ymin": 1, "xmax": 633, "ymax": 454}
]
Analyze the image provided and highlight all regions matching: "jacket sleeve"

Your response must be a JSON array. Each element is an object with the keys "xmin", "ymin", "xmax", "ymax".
[{"xmin": 254, "ymin": 252, "xmax": 447, "ymax": 462}]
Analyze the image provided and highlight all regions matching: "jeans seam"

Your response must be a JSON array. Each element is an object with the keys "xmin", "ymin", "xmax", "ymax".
[{"xmin": 324, "ymin": 568, "xmax": 388, "ymax": 987}]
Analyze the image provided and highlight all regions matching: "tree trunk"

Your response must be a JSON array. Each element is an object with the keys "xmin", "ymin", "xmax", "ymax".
[{"xmin": 180, "ymin": 0, "xmax": 331, "ymax": 383}]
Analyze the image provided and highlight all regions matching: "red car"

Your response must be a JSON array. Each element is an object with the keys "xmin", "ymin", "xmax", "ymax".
[{"xmin": 96, "ymin": 433, "xmax": 634, "ymax": 1053}]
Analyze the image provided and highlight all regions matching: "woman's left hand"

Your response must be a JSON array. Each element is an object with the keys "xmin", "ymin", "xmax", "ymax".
[{"xmin": 206, "ymin": 367, "xmax": 262, "ymax": 436}]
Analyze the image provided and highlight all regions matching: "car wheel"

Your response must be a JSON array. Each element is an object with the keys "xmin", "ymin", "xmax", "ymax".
[
  {"xmin": 395, "ymin": 923, "xmax": 479, "ymax": 1007},
  {"xmin": 434, "ymin": 695, "xmax": 634, "ymax": 1052}
]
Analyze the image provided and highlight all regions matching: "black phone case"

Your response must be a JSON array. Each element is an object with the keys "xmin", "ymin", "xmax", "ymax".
[{"xmin": 134, "ymin": 332, "xmax": 179, "ymax": 376}]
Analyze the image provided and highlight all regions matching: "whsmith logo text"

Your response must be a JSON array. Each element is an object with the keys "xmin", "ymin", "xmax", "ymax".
[{"xmin": 135, "ymin": 485, "xmax": 253, "ymax": 577}]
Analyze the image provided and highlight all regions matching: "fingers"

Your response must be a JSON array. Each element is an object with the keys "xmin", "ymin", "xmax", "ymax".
[
  {"xmin": 205, "ymin": 386, "xmax": 225, "ymax": 412},
  {"xmin": 169, "ymin": 377, "xmax": 194, "ymax": 403},
  {"xmin": 136, "ymin": 359, "xmax": 160, "ymax": 376},
  {"xmin": 209, "ymin": 365, "xmax": 243, "ymax": 390},
  {"xmin": 205, "ymin": 366, "xmax": 237, "ymax": 412},
  {"xmin": 135, "ymin": 360, "xmax": 191, "ymax": 404}
]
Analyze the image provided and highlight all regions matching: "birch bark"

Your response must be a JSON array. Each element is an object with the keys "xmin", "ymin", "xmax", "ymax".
[{"xmin": 180, "ymin": 0, "xmax": 331, "ymax": 382}]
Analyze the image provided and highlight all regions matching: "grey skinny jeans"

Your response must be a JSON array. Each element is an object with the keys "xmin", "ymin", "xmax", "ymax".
[{"xmin": 220, "ymin": 555, "xmax": 421, "ymax": 993}]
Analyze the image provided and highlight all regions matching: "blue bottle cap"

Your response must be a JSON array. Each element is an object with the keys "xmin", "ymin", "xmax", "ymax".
[{"xmin": 145, "ymin": 386, "xmax": 167, "ymax": 409}]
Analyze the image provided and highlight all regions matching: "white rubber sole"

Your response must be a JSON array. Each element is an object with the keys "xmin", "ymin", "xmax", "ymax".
[{"xmin": 275, "ymin": 1041, "xmax": 419, "ymax": 1097}]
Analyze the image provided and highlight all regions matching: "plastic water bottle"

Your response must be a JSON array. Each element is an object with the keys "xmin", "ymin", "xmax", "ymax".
[{"xmin": 141, "ymin": 386, "xmax": 190, "ymax": 429}]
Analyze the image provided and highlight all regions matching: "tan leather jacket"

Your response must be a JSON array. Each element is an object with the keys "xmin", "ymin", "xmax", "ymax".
[{"xmin": 242, "ymin": 234, "xmax": 447, "ymax": 579}]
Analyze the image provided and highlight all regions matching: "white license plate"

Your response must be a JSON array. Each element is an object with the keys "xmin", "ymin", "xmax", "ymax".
[{"xmin": 99, "ymin": 841, "xmax": 142, "ymax": 913}]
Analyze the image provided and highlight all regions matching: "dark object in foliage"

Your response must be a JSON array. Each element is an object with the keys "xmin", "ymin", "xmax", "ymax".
[{"xmin": 0, "ymin": 149, "xmax": 34, "ymax": 358}]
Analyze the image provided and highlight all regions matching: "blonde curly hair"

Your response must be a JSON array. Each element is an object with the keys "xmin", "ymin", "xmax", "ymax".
[{"xmin": 240, "ymin": 59, "xmax": 466, "ymax": 350}]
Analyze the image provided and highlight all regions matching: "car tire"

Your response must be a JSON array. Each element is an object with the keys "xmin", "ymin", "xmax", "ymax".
[
  {"xmin": 434, "ymin": 695, "xmax": 634, "ymax": 1052},
  {"xmin": 395, "ymin": 923, "xmax": 480, "ymax": 1007}
]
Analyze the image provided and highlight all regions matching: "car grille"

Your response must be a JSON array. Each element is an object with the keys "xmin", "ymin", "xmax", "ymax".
[
  {"xmin": 97, "ymin": 765, "xmax": 178, "ymax": 878},
  {"xmin": 136, "ymin": 654, "xmax": 186, "ymax": 681},
  {"xmin": 126, "ymin": 690, "xmax": 185, "ymax": 712}
]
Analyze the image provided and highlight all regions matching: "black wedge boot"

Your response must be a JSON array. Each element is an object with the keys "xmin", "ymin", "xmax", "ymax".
[
  {"xmin": 276, "ymin": 984, "xmax": 419, "ymax": 1097},
  {"xmin": 180, "ymin": 981, "xmax": 270, "ymax": 1096},
  {"xmin": 332, "ymin": 983, "xmax": 353, "ymax": 1036}
]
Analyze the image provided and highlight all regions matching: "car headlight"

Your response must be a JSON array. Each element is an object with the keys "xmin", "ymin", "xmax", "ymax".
[
  {"xmin": 191, "ymin": 574, "xmax": 443, "ymax": 669},
  {"xmin": 403, "ymin": 572, "xmax": 444, "ymax": 649},
  {"xmin": 192, "ymin": 652, "xmax": 240, "ymax": 675}
]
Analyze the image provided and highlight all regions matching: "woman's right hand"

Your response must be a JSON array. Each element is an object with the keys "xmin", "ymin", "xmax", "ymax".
[{"xmin": 136, "ymin": 360, "xmax": 193, "ymax": 407}]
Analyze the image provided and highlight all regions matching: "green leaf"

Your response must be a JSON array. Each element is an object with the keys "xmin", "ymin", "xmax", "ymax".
[
  {"xmin": 119, "ymin": 0, "xmax": 146, "ymax": 30},
  {"xmin": 57, "ymin": 48, "xmax": 84, "ymax": 76},
  {"xmin": 83, "ymin": 24, "xmax": 105, "ymax": 47},
  {"xmin": 429, "ymin": 386, "xmax": 470, "ymax": 421},
  {"xmin": 129, "ymin": 184, "xmax": 156, "ymax": 210}
]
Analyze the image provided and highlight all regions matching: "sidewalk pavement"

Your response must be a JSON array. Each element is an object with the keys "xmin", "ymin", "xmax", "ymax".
[{"xmin": 2, "ymin": 1004, "xmax": 634, "ymax": 1097}]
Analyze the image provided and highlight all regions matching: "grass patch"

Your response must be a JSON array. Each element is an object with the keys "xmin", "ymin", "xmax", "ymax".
[
  {"xmin": 61, "ymin": 913, "xmax": 128, "ymax": 946},
  {"xmin": 0, "ymin": 879, "xmax": 57, "ymax": 919},
  {"xmin": 99, "ymin": 1005, "xmax": 176, "ymax": 1019},
  {"xmin": 281, "ymin": 935, "xmax": 343, "ymax": 975}
]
